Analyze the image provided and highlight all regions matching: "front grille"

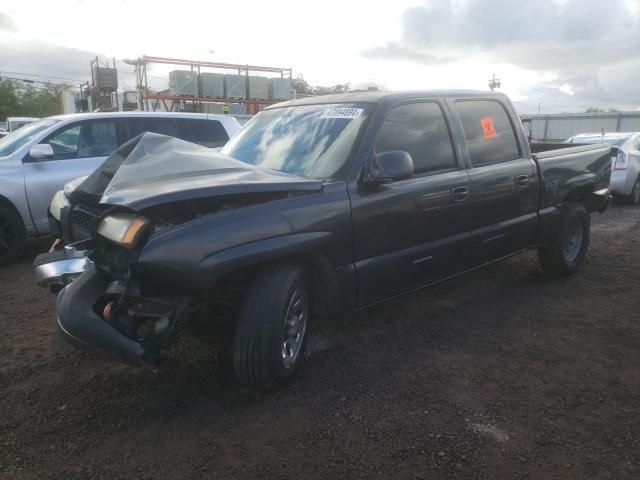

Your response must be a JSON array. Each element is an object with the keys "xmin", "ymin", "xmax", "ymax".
[
  {"xmin": 70, "ymin": 206, "xmax": 100, "ymax": 241},
  {"xmin": 70, "ymin": 209, "xmax": 95, "ymax": 231}
]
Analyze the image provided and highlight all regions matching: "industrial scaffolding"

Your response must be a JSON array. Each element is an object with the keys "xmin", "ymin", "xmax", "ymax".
[{"xmin": 131, "ymin": 55, "xmax": 293, "ymax": 115}]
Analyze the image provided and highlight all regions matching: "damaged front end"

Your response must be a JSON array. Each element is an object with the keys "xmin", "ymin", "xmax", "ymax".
[
  {"xmin": 34, "ymin": 132, "xmax": 323, "ymax": 367},
  {"xmin": 55, "ymin": 263, "xmax": 189, "ymax": 368},
  {"xmin": 37, "ymin": 210, "xmax": 189, "ymax": 368}
]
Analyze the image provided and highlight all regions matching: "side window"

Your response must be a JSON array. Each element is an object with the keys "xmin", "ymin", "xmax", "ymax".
[
  {"xmin": 44, "ymin": 120, "xmax": 118, "ymax": 160},
  {"xmin": 374, "ymin": 102, "xmax": 457, "ymax": 174},
  {"xmin": 454, "ymin": 100, "xmax": 521, "ymax": 167},
  {"xmin": 185, "ymin": 119, "xmax": 229, "ymax": 147},
  {"xmin": 634, "ymin": 137, "xmax": 640, "ymax": 151},
  {"xmin": 46, "ymin": 124, "xmax": 80, "ymax": 159},
  {"xmin": 127, "ymin": 118, "xmax": 178, "ymax": 139}
]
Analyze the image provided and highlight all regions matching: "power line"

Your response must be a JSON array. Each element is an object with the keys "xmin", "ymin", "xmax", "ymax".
[
  {"xmin": 0, "ymin": 75, "xmax": 74, "ymax": 88},
  {"xmin": 0, "ymin": 70, "xmax": 85, "ymax": 83}
]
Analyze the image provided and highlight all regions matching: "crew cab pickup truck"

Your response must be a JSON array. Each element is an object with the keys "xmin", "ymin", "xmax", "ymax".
[{"xmin": 35, "ymin": 91, "xmax": 611, "ymax": 391}]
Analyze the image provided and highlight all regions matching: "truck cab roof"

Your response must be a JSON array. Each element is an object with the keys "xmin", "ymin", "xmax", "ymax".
[{"xmin": 268, "ymin": 90, "xmax": 508, "ymax": 109}]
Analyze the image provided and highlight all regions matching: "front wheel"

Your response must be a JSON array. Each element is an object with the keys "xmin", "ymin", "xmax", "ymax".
[
  {"xmin": 538, "ymin": 203, "xmax": 590, "ymax": 278},
  {"xmin": 233, "ymin": 263, "xmax": 309, "ymax": 391}
]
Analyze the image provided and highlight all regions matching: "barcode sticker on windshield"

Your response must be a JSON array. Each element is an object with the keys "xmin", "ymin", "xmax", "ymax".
[{"xmin": 320, "ymin": 107, "xmax": 363, "ymax": 119}]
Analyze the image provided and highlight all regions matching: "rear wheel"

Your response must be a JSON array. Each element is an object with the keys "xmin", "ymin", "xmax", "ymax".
[
  {"xmin": 0, "ymin": 206, "xmax": 27, "ymax": 266},
  {"xmin": 233, "ymin": 262, "xmax": 309, "ymax": 391},
  {"xmin": 538, "ymin": 203, "xmax": 590, "ymax": 278}
]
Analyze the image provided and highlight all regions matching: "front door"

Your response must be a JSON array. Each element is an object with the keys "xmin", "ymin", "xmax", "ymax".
[
  {"xmin": 22, "ymin": 118, "xmax": 125, "ymax": 229},
  {"xmin": 349, "ymin": 101, "xmax": 473, "ymax": 307}
]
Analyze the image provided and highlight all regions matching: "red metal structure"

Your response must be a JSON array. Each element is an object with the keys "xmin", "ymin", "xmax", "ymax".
[{"xmin": 134, "ymin": 55, "xmax": 293, "ymax": 115}]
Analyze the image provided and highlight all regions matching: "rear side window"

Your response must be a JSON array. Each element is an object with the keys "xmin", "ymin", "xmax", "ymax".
[
  {"xmin": 127, "ymin": 118, "xmax": 178, "ymax": 139},
  {"xmin": 375, "ymin": 102, "xmax": 457, "ymax": 174},
  {"xmin": 455, "ymin": 100, "xmax": 520, "ymax": 167},
  {"xmin": 177, "ymin": 119, "xmax": 229, "ymax": 147}
]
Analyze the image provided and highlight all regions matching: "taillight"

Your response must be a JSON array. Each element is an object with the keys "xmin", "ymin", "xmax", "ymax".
[{"xmin": 614, "ymin": 151, "xmax": 628, "ymax": 170}]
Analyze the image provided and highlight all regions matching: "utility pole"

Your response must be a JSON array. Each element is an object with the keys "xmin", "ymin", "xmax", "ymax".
[{"xmin": 488, "ymin": 74, "xmax": 501, "ymax": 91}]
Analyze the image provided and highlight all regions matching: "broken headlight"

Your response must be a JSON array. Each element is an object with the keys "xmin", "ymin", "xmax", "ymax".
[{"xmin": 97, "ymin": 214, "xmax": 150, "ymax": 249}]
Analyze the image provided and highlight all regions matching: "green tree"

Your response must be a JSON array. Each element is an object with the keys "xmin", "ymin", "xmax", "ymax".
[
  {"xmin": 313, "ymin": 83, "xmax": 350, "ymax": 96},
  {"xmin": 19, "ymin": 84, "xmax": 67, "ymax": 118},
  {"xmin": 0, "ymin": 80, "xmax": 20, "ymax": 121},
  {"xmin": 0, "ymin": 79, "xmax": 69, "ymax": 121}
]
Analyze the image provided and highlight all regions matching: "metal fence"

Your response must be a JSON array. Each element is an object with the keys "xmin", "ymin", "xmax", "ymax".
[{"xmin": 521, "ymin": 111, "xmax": 640, "ymax": 142}]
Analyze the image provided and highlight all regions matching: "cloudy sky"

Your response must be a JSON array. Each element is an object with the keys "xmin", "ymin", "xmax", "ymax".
[{"xmin": 0, "ymin": 0, "xmax": 638, "ymax": 113}]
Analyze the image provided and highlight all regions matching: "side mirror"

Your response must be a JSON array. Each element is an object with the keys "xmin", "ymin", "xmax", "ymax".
[
  {"xmin": 364, "ymin": 151, "xmax": 414, "ymax": 184},
  {"xmin": 29, "ymin": 144, "xmax": 54, "ymax": 160}
]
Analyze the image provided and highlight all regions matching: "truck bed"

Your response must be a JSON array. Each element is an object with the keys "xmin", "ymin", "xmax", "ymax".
[{"xmin": 531, "ymin": 142, "xmax": 612, "ymax": 209}]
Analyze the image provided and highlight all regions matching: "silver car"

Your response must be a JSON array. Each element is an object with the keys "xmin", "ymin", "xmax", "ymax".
[
  {"xmin": 567, "ymin": 132, "xmax": 640, "ymax": 205},
  {"xmin": 0, "ymin": 112, "xmax": 241, "ymax": 265}
]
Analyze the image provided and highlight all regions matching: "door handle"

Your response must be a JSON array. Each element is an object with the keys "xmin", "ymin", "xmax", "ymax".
[
  {"xmin": 515, "ymin": 175, "xmax": 530, "ymax": 188},
  {"xmin": 450, "ymin": 186, "xmax": 469, "ymax": 203}
]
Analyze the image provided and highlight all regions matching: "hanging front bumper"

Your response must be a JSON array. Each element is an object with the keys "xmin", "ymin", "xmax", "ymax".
[
  {"xmin": 34, "ymin": 241, "xmax": 93, "ymax": 289},
  {"xmin": 55, "ymin": 265, "xmax": 147, "ymax": 366}
]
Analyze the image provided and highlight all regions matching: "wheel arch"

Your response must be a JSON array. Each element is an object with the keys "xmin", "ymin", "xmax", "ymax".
[
  {"xmin": 0, "ymin": 194, "xmax": 22, "ymax": 217},
  {"xmin": 210, "ymin": 252, "xmax": 343, "ymax": 319},
  {"xmin": 139, "ymin": 231, "xmax": 348, "ymax": 318},
  {"xmin": 564, "ymin": 182, "xmax": 595, "ymax": 203}
]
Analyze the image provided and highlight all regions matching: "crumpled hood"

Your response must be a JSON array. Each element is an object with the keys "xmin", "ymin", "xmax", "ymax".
[{"xmin": 71, "ymin": 132, "xmax": 323, "ymax": 211}]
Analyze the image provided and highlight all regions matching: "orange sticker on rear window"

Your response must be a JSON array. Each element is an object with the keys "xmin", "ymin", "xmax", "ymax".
[{"xmin": 481, "ymin": 117, "xmax": 497, "ymax": 139}]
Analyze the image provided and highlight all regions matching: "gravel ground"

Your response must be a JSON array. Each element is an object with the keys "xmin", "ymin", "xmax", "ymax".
[{"xmin": 1, "ymin": 205, "xmax": 639, "ymax": 480}]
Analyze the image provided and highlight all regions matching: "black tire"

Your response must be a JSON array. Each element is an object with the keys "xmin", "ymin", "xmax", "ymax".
[
  {"xmin": 233, "ymin": 262, "xmax": 309, "ymax": 391},
  {"xmin": 628, "ymin": 177, "xmax": 640, "ymax": 206},
  {"xmin": 538, "ymin": 203, "xmax": 590, "ymax": 278},
  {"xmin": 0, "ymin": 206, "xmax": 27, "ymax": 266}
]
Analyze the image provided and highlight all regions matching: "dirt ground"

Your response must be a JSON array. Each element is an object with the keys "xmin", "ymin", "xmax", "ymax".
[{"xmin": 1, "ymin": 205, "xmax": 639, "ymax": 480}]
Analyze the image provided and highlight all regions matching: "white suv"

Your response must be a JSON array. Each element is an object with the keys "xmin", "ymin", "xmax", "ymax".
[{"xmin": 0, "ymin": 112, "xmax": 241, "ymax": 265}]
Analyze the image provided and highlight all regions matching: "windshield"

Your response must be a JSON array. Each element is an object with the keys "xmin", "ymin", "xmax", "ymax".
[
  {"xmin": 0, "ymin": 119, "xmax": 59, "ymax": 157},
  {"xmin": 221, "ymin": 103, "xmax": 372, "ymax": 178},
  {"xmin": 569, "ymin": 135, "xmax": 631, "ymax": 147}
]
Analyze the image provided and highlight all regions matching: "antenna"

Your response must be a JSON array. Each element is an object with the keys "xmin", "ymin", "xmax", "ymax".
[{"xmin": 488, "ymin": 74, "xmax": 501, "ymax": 91}]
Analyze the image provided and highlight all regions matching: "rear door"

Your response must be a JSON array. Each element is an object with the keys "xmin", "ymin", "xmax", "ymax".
[
  {"xmin": 176, "ymin": 118, "xmax": 230, "ymax": 147},
  {"xmin": 126, "ymin": 117, "xmax": 178, "ymax": 139},
  {"xmin": 452, "ymin": 99, "xmax": 538, "ymax": 267},
  {"xmin": 349, "ymin": 100, "xmax": 473, "ymax": 307},
  {"xmin": 22, "ymin": 118, "xmax": 126, "ymax": 228}
]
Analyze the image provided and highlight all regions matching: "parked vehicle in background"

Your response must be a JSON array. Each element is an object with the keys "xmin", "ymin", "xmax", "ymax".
[
  {"xmin": 566, "ymin": 132, "xmax": 640, "ymax": 205},
  {"xmin": 0, "ymin": 117, "xmax": 40, "ymax": 138},
  {"xmin": 0, "ymin": 112, "xmax": 241, "ymax": 265},
  {"xmin": 8, "ymin": 116, "xmax": 40, "ymax": 131},
  {"xmin": 34, "ymin": 91, "xmax": 612, "ymax": 391},
  {"xmin": 0, "ymin": 117, "xmax": 40, "ymax": 139}
]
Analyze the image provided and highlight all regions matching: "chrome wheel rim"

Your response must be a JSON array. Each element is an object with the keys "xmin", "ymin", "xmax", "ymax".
[
  {"xmin": 0, "ymin": 215, "xmax": 15, "ymax": 256},
  {"xmin": 281, "ymin": 288, "xmax": 308, "ymax": 369},
  {"xmin": 563, "ymin": 220, "xmax": 583, "ymax": 263}
]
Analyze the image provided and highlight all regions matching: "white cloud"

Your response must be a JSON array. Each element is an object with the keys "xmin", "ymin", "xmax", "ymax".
[
  {"xmin": 0, "ymin": 0, "xmax": 638, "ymax": 112},
  {"xmin": 559, "ymin": 84, "xmax": 574, "ymax": 96}
]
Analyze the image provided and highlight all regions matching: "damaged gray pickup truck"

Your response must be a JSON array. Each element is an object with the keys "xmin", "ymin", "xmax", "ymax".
[{"xmin": 35, "ymin": 91, "xmax": 612, "ymax": 391}]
